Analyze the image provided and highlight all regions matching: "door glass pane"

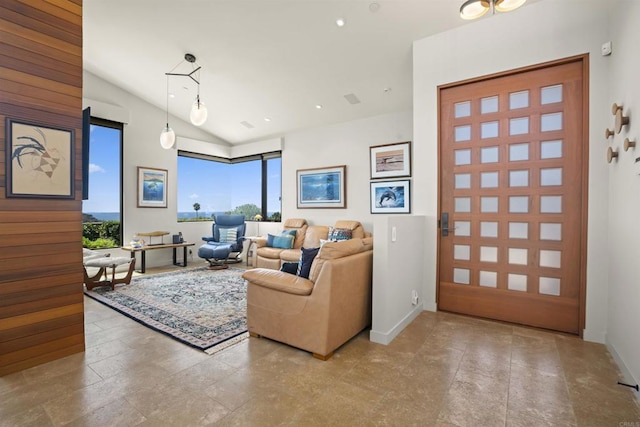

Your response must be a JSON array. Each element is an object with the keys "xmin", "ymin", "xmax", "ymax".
[
  {"xmin": 481, "ymin": 122, "xmax": 499, "ymax": 139},
  {"xmin": 480, "ymin": 246, "xmax": 498, "ymax": 263},
  {"xmin": 481, "ymin": 96, "xmax": 499, "ymax": 114},
  {"xmin": 540, "ymin": 140, "xmax": 562, "ymax": 159},
  {"xmin": 541, "ymin": 168, "xmax": 562, "ymax": 186},
  {"xmin": 479, "ymin": 271, "xmax": 498, "ymax": 288},
  {"xmin": 541, "ymin": 196, "xmax": 562, "ymax": 213},
  {"xmin": 509, "ymin": 143, "xmax": 529, "ymax": 161},
  {"xmin": 509, "ymin": 91, "xmax": 529, "ymax": 109},
  {"xmin": 480, "ymin": 221, "xmax": 498, "ymax": 238},
  {"xmin": 541, "ymin": 112, "xmax": 563, "ymax": 132},
  {"xmin": 481, "ymin": 197, "xmax": 499, "ymax": 213},
  {"xmin": 455, "ymin": 173, "xmax": 471, "ymax": 189},
  {"xmin": 509, "ymin": 170, "xmax": 529, "ymax": 187},
  {"xmin": 455, "ymin": 101, "xmax": 471, "ymax": 118},
  {"xmin": 509, "ymin": 196, "xmax": 529, "ymax": 213},
  {"xmin": 540, "ymin": 250, "xmax": 561, "ymax": 268},
  {"xmin": 455, "ymin": 197, "xmax": 471, "ymax": 213},
  {"xmin": 455, "ymin": 149, "xmax": 472, "ymax": 165},
  {"xmin": 509, "ymin": 222, "xmax": 529, "ymax": 239},
  {"xmin": 508, "ymin": 248, "xmax": 528, "ymax": 265},
  {"xmin": 454, "ymin": 268, "xmax": 470, "ymax": 285},
  {"xmin": 481, "ymin": 147, "xmax": 499, "ymax": 163},
  {"xmin": 541, "ymin": 84, "xmax": 562, "ymax": 105},
  {"xmin": 455, "ymin": 221, "xmax": 471, "ymax": 236},
  {"xmin": 509, "ymin": 117, "xmax": 529, "ymax": 135},
  {"xmin": 481, "ymin": 172, "xmax": 499, "ymax": 188},
  {"xmin": 454, "ymin": 245, "xmax": 471, "ymax": 260},
  {"xmin": 455, "ymin": 125, "xmax": 471, "ymax": 142},
  {"xmin": 508, "ymin": 274, "xmax": 527, "ymax": 292},
  {"xmin": 539, "ymin": 277, "xmax": 561, "ymax": 296},
  {"xmin": 540, "ymin": 223, "xmax": 562, "ymax": 241}
]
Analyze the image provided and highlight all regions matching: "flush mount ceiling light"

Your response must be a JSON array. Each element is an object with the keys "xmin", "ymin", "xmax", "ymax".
[
  {"xmin": 160, "ymin": 53, "xmax": 208, "ymax": 149},
  {"xmin": 460, "ymin": 0, "xmax": 526, "ymax": 20},
  {"xmin": 336, "ymin": 18, "xmax": 346, "ymax": 27}
]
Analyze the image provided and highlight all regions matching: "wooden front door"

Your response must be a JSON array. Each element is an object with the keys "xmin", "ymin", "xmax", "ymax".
[{"xmin": 437, "ymin": 57, "xmax": 588, "ymax": 334}]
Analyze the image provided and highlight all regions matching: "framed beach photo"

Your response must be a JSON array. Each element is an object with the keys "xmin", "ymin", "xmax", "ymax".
[
  {"xmin": 370, "ymin": 179, "xmax": 411, "ymax": 214},
  {"xmin": 5, "ymin": 118, "xmax": 74, "ymax": 199},
  {"xmin": 370, "ymin": 141, "xmax": 411, "ymax": 179},
  {"xmin": 297, "ymin": 165, "xmax": 346, "ymax": 208},
  {"xmin": 137, "ymin": 166, "xmax": 168, "ymax": 208}
]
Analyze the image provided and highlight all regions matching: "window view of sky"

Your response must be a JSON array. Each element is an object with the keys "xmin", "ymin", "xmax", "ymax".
[{"xmin": 82, "ymin": 124, "xmax": 121, "ymax": 214}]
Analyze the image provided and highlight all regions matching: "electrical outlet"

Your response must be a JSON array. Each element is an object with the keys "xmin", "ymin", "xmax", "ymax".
[{"xmin": 411, "ymin": 290, "xmax": 419, "ymax": 305}]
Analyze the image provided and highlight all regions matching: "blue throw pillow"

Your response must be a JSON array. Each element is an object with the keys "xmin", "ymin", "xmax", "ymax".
[
  {"xmin": 297, "ymin": 246, "xmax": 320, "ymax": 279},
  {"xmin": 280, "ymin": 262, "xmax": 299, "ymax": 275},
  {"xmin": 267, "ymin": 233, "xmax": 294, "ymax": 249},
  {"xmin": 328, "ymin": 227, "xmax": 352, "ymax": 241},
  {"xmin": 218, "ymin": 227, "xmax": 238, "ymax": 243}
]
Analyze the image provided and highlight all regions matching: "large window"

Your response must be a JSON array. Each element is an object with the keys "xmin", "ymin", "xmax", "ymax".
[
  {"xmin": 177, "ymin": 151, "xmax": 281, "ymax": 222},
  {"xmin": 82, "ymin": 118, "xmax": 123, "ymax": 248}
]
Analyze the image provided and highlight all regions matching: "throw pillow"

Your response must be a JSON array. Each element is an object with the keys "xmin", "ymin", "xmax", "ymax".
[
  {"xmin": 218, "ymin": 227, "xmax": 238, "ymax": 243},
  {"xmin": 267, "ymin": 233, "xmax": 295, "ymax": 249},
  {"xmin": 280, "ymin": 262, "xmax": 299, "ymax": 275},
  {"xmin": 297, "ymin": 246, "xmax": 320, "ymax": 279},
  {"xmin": 328, "ymin": 227, "xmax": 352, "ymax": 241}
]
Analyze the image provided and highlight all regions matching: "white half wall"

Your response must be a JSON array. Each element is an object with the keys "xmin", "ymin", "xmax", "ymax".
[{"xmin": 413, "ymin": 0, "xmax": 611, "ymax": 342}]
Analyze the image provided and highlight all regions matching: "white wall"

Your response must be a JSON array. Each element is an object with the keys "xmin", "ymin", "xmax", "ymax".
[
  {"xmin": 413, "ymin": 0, "xmax": 611, "ymax": 341},
  {"xmin": 605, "ymin": 0, "xmax": 640, "ymax": 397}
]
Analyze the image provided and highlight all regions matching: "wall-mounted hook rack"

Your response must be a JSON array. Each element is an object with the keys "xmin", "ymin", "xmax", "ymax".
[
  {"xmin": 615, "ymin": 108, "xmax": 630, "ymax": 134},
  {"xmin": 607, "ymin": 146, "xmax": 619, "ymax": 163},
  {"xmin": 605, "ymin": 128, "xmax": 614, "ymax": 139},
  {"xmin": 612, "ymin": 102, "xmax": 623, "ymax": 115},
  {"xmin": 624, "ymin": 138, "xmax": 635, "ymax": 151}
]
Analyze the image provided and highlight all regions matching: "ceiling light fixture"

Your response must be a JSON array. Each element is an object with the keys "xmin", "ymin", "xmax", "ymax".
[
  {"xmin": 336, "ymin": 18, "xmax": 346, "ymax": 27},
  {"xmin": 459, "ymin": 0, "xmax": 526, "ymax": 20},
  {"xmin": 160, "ymin": 53, "xmax": 208, "ymax": 149},
  {"xmin": 315, "ymin": 104, "xmax": 323, "ymax": 109}
]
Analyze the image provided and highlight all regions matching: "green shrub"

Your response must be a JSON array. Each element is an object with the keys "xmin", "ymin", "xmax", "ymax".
[
  {"xmin": 83, "ymin": 220, "xmax": 121, "ymax": 248},
  {"xmin": 83, "ymin": 236, "xmax": 118, "ymax": 249}
]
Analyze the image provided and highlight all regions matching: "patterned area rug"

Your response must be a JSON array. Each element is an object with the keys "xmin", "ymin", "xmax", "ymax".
[{"xmin": 84, "ymin": 267, "xmax": 248, "ymax": 354}]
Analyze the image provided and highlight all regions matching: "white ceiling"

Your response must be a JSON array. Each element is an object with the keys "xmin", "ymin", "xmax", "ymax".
[{"xmin": 83, "ymin": 0, "xmax": 534, "ymax": 145}]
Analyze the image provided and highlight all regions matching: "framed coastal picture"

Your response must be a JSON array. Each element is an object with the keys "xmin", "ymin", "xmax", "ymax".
[
  {"xmin": 370, "ymin": 179, "xmax": 411, "ymax": 214},
  {"xmin": 369, "ymin": 141, "xmax": 411, "ymax": 179},
  {"xmin": 137, "ymin": 166, "xmax": 168, "ymax": 208},
  {"xmin": 297, "ymin": 165, "xmax": 346, "ymax": 208},
  {"xmin": 5, "ymin": 118, "xmax": 74, "ymax": 199}
]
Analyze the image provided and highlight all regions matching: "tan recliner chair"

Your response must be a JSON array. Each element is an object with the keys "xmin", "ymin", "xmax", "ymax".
[{"xmin": 242, "ymin": 237, "xmax": 373, "ymax": 360}]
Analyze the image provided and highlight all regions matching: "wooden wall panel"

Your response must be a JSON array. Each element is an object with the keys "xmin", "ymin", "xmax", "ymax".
[{"xmin": 0, "ymin": 0, "xmax": 84, "ymax": 377}]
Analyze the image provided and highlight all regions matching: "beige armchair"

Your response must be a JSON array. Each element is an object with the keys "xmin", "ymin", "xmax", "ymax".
[{"xmin": 242, "ymin": 237, "xmax": 373, "ymax": 360}]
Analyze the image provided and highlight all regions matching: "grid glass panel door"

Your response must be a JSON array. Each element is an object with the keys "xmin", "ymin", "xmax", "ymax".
[{"xmin": 438, "ymin": 59, "xmax": 586, "ymax": 334}]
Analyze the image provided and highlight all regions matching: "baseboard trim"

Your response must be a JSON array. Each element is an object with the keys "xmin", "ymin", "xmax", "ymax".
[
  {"xmin": 606, "ymin": 340, "xmax": 640, "ymax": 401},
  {"xmin": 369, "ymin": 305, "xmax": 422, "ymax": 345}
]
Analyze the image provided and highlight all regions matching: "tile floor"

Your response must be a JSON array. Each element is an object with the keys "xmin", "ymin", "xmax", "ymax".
[{"xmin": 1, "ymin": 268, "xmax": 639, "ymax": 426}]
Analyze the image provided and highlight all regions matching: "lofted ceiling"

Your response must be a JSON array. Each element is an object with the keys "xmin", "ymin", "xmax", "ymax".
[{"xmin": 83, "ymin": 0, "xmax": 537, "ymax": 145}]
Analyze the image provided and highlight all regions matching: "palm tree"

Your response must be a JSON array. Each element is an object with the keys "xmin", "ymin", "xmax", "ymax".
[{"xmin": 193, "ymin": 202, "xmax": 201, "ymax": 219}]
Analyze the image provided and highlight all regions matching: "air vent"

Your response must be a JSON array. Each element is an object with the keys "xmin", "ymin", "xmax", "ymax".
[
  {"xmin": 344, "ymin": 93, "xmax": 361, "ymax": 105},
  {"xmin": 240, "ymin": 121, "xmax": 254, "ymax": 129}
]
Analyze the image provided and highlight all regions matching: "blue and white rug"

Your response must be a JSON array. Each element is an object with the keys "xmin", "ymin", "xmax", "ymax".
[{"xmin": 84, "ymin": 267, "xmax": 248, "ymax": 353}]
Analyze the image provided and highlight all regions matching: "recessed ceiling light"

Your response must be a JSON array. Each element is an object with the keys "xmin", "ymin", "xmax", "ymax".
[
  {"xmin": 336, "ymin": 18, "xmax": 346, "ymax": 27},
  {"xmin": 169, "ymin": 93, "xmax": 175, "ymax": 98},
  {"xmin": 383, "ymin": 87, "xmax": 392, "ymax": 93},
  {"xmin": 315, "ymin": 104, "xmax": 323, "ymax": 109},
  {"xmin": 369, "ymin": 2, "xmax": 380, "ymax": 13},
  {"xmin": 264, "ymin": 117, "xmax": 272, "ymax": 122}
]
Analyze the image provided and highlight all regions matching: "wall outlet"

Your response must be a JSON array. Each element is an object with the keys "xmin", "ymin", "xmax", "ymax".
[{"xmin": 411, "ymin": 290, "xmax": 419, "ymax": 305}]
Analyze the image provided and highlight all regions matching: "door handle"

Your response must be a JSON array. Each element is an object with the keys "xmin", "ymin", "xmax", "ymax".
[{"xmin": 441, "ymin": 212, "xmax": 457, "ymax": 236}]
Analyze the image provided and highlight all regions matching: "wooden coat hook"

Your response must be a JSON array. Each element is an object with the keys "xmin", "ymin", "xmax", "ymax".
[
  {"xmin": 615, "ymin": 108, "xmax": 630, "ymax": 133},
  {"xmin": 605, "ymin": 128, "xmax": 614, "ymax": 139},
  {"xmin": 624, "ymin": 138, "xmax": 636, "ymax": 151},
  {"xmin": 607, "ymin": 146, "xmax": 619, "ymax": 163},
  {"xmin": 612, "ymin": 103, "xmax": 623, "ymax": 115}
]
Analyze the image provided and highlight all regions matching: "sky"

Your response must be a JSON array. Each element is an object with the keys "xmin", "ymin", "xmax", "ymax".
[{"xmin": 82, "ymin": 123, "xmax": 281, "ymax": 215}]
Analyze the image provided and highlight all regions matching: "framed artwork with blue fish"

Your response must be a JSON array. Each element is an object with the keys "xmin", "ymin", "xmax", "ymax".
[
  {"xmin": 297, "ymin": 165, "xmax": 346, "ymax": 208},
  {"xmin": 137, "ymin": 166, "xmax": 168, "ymax": 208},
  {"xmin": 370, "ymin": 179, "xmax": 410, "ymax": 214},
  {"xmin": 5, "ymin": 118, "xmax": 74, "ymax": 199}
]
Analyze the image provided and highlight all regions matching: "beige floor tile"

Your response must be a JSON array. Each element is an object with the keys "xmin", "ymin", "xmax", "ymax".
[
  {"xmin": 204, "ymin": 366, "xmax": 284, "ymax": 411},
  {"xmin": 65, "ymin": 398, "xmax": 147, "ymax": 427},
  {"xmin": 214, "ymin": 388, "xmax": 305, "ymax": 426},
  {"xmin": 0, "ymin": 404, "xmax": 53, "ymax": 427}
]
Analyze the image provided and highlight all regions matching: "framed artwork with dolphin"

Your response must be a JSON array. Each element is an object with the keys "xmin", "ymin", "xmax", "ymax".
[
  {"xmin": 370, "ymin": 179, "xmax": 410, "ymax": 214},
  {"xmin": 369, "ymin": 141, "xmax": 411, "ymax": 179}
]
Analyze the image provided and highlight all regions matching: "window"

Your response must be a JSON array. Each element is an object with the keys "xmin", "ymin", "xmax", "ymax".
[
  {"xmin": 177, "ymin": 151, "xmax": 281, "ymax": 222},
  {"xmin": 82, "ymin": 118, "xmax": 123, "ymax": 248}
]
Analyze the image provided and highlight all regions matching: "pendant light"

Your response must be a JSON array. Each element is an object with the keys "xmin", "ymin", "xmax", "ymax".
[
  {"xmin": 460, "ymin": 0, "xmax": 526, "ymax": 20},
  {"xmin": 160, "ymin": 74, "xmax": 175, "ymax": 149}
]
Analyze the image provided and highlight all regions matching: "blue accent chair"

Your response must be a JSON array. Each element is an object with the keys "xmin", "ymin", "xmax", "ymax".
[{"xmin": 198, "ymin": 214, "xmax": 246, "ymax": 269}]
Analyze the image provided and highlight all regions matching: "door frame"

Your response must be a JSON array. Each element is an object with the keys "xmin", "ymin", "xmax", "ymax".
[{"xmin": 435, "ymin": 54, "xmax": 590, "ymax": 336}]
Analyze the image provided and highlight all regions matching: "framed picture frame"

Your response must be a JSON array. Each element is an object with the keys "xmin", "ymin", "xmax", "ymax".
[
  {"xmin": 297, "ymin": 165, "xmax": 346, "ymax": 208},
  {"xmin": 369, "ymin": 141, "xmax": 411, "ymax": 179},
  {"xmin": 137, "ymin": 166, "xmax": 168, "ymax": 208},
  {"xmin": 5, "ymin": 118, "xmax": 75, "ymax": 199},
  {"xmin": 370, "ymin": 179, "xmax": 411, "ymax": 214}
]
